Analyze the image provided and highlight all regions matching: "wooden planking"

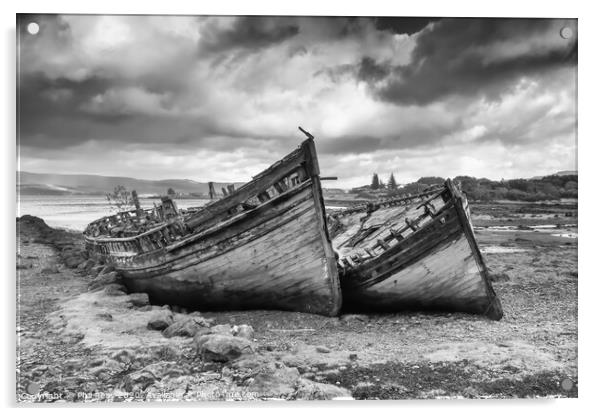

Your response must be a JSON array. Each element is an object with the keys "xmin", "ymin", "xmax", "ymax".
[
  {"xmin": 337, "ymin": 179, "xmax": 503, "ymax": 320},
  {"xmin": 123, "ymin": 193, "xmax": 341, "ymax": 316},
  {"xmin": 343, "ymin": 234, "xmax": 493, "ymax": 314},
  {"xmin": 185, "ymin": 139, "xmax": 313, "ymax": 231},
  {"xmin": 120, "ymin": 185, "xmax": 318, "ymax": 273}
]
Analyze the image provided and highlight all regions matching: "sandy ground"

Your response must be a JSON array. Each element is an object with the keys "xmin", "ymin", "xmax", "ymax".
[{"xmin": 15, "ymin": 201, "xmax": 578, "ymax": 401}]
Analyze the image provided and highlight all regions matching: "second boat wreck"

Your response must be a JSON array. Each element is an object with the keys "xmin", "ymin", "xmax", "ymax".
[
  {"xmin": 329, "ymin": 180, "xmax": 503, "ymax": 320},
  {"xmin": 84, "ymin": 128, "xmax": 503, "ymax": 320}
]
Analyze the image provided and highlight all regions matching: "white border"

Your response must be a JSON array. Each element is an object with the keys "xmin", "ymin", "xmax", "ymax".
[{"xmin": 2, "ymin": 1, "xmax": 599, "ymax": 415}]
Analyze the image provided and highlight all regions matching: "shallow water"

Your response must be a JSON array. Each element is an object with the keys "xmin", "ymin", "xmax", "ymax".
[{"xmin": 17, "ymin": 195, "xmax": 210, "ymax": 231}]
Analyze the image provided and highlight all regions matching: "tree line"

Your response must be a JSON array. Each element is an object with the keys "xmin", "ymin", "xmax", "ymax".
[{"xmin": 353, "ymin": 174, "xmax": 577, "ymax": 202}]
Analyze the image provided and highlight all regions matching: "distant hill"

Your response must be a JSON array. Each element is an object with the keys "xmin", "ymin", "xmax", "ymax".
[
  {"xmin": 531, "ymin": 170, "xmax": 577, "ymax": 180},
  {"xmin": 17, "ymin": 171, "xmax": 243, "ymax": 196}
]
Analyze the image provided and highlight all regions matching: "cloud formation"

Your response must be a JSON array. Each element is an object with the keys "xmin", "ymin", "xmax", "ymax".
[{"xmin": 17, "ymin": 15, "xmax": 577, "ymax": 187}]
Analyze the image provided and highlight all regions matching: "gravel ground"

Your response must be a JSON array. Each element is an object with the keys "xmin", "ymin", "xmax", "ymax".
[{"xmin": 15, "ymin": 201, "xmax": 578, "ymax": 401}]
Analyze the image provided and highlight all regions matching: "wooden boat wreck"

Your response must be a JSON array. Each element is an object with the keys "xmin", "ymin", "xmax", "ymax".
[
  {"xmin": 83, "ymin": 135, "xmax": 342, "ymax": 316},
  {"xmin": 328, "ymin": 180, "xmax": 503, "ymax": 320}
]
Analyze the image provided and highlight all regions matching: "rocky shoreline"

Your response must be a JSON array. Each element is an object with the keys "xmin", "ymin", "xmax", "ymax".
[{"xmin": 16, "ymin": 214, "xmax": 577, "ymax": 402}]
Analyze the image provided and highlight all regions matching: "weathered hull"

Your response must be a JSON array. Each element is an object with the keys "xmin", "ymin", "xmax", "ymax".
[
  {"xmin": 85, "ymin": 138, "xmax": 342, "ymax": 316},
  {"xmin": 331, "ymin": 181, "xmax": 503, "ymax": 320},
  {"xmin": 121, "ymin": 182, "xmax": 341, "ymax": 315}
]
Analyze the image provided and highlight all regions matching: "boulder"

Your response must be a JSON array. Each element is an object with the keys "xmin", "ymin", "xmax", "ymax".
[
  {"xmin": 232, "ymin": 324, "xmax": 254, "ymax": 340},
  {"xmin": 41, "ymin": 265, "xmax": 60, "ymax": 274},
  {"xmin": 162, "ymin": 316, "xmax": 211, "ymax": 338},
  {"xmin": 340, "ymin": 314, "xmax": 369, "ymax": 323},
  {"xmin": 246, "ymin": 366, "xmax": 300, "ymax": 397},
  {"xmin": 127, "ymin": 293, "xmax": 150, "ymax": 307},
  {"xmin": 78, "ymin": 259, "xmax": 95, "ymax": 271},
  {"xmin": 211, "ymin": 324, "xmax": 234, "ymax": 335},
  {"xmin": 98, "ymin": 265, "xmax": 116, "ymax": 276},
  {"xmin": 147, "ymin": 310, "xmax": 175, "ymax": 331},
  {"xmin": 88, "ymin": 271, "xmax": 121, "ymax": 291},
  {"xmin": 95, "ymin": 312, "xmax": 113, "ymax": 321},
  {"xmin": 111, "ymin": 349, "xmax": 137, "ymax": 365},
  {"xmin": 103, "ymin": 283, "xmax": 127, "ymax": 296},
  {"xmin": 123, "ymin": 361, "xmax": 185, "ymax": 392},
  {"xmin": 293, "ymin": 379, "xmax": 353, "ymax": 400},
  {"xmin": 64, "ymin": 255, "xmax": 85, "ymax": 269},
  {"xmin": 194, "ymin": 334, "xmax": 254, "ymax": 362}
]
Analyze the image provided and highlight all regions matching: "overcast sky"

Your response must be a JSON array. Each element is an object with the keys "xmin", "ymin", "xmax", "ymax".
[{"xmin": 17, "ymin": 15, "xmax": 577, "ymax": 188}]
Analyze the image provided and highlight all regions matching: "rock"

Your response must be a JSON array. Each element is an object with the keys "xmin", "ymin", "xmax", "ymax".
[
  {"xmin": 316, "ymin": 346, "xmax": 331, "ymax": 353},
  {"xmin": 340, "ymin": 314, "xmax": 369, "ymax": 323},
  {"xmin": 232, "ymin": 324, "xmax": 254, "ymax": 340},
  {"xmin": 41, "ymin": 265, "xmax": 60, "ymax": 274},
  {"xmin": 99, "ymin": 265, "xmax": 116, "ymax": 276},
  {"xmin": 349, "ymin": 353, "xmax": 358, "ymax": 361},
  {"xmin": 152, "ymin": 345, "xmax": 180, "ymax": 361},
  {"xmin": 147, "ymin": 310, "xmax": 175, "ymax": 331},
  {"xmin": 90, "ymin": 265, "xmax": 104, "ymax": 277},
  {"xmin": 96, "ymin": 312, "xmax": 113, "ymax": 321},
  {"xmin": 293, "ymin": 378, "xmax": 353, "ymax": 400},
  {"xmin": 112, "ymin": 349, "xmax": 137, "ymax": 365},
  {"xmin": 88, "ymin": 271, "xmax": 121, "ymax": 291},
  {"xmin": 126, "ymin": 292, "xmax": 150, "ymax": 307},
  {"xmin": 195, "ymin": 334, "xmax": 254, "ymax": 362},
  {"xmin": 64, "ymin": 255, "xmax": 85, "ymax": 269},
  {"xmin": 79, "ymin": 259, "xmax": 96, "ymax": 271},
  {"xmin": 89, "ymin": 359, "xmax": 124, "ymax": 380},
  {"xmin": 211, "ymin": 323, "xmax": 234, "ymax": 335},
  {"xmin": 246, "ymin": 366, "xmax": 300, "ymax": 397},
  {"xmin": 489, "ymin": 272, "xmax": 511, "ymax": 282},
  {"xmin": 103, "ymin": 283, "xmax": 127, "ymax": 296},
  {"xmin": 162, "ymin": 316, "xmax": 211, "ymax": 338},
  {"xmin": 123, "ymin": 361, "xmax": 184, "ymax": 392},
  {"xmin": 462, "ymin": 386, "xmax": 480, "ymax": 398}
]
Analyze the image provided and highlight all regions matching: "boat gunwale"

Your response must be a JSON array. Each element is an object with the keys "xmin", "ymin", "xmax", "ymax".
[{"xmin": 330, "ymin": 186, "xmax": 445, "ymax": 219}]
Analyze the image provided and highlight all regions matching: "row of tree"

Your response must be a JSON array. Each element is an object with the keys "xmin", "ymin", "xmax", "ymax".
[
  {"xmin": 355, "ymin": 174, "xmax": 578, "ymax": 202},
  {"xmin": 370, "ymin": 173, "xmax": 398, "ymax": 190}
]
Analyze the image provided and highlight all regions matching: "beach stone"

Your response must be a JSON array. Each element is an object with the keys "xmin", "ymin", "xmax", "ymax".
[
  {"xmin": 104, "ymin": 283, "xmax": 127, "ymax": 296},
  {"xmin": 340, "ymin": 314, "xmax": 369, "ymax": 323},
  {"xmin": 246, "ymin": 365, "xmax": 300, "ymax": 397},
  {"xmin": 88, "ymin": 271, "xmax": 121, "ymax": 291},
  {"xmin": 162, "ymin": 316, "xmax": 211, "ymax": 338},
  {"xmin": 41, "ymin": 265, "xmax": 60, "ymax": 274},
  {"xmin": 489, "ymin": 272, "xmax": 511, "ymax": 282},
  {"xmin": 316, "ymin": 345, "xmax": 331, "ymax": 354},
  {"xmin": 99, "ymin": 265, "xmax": 116, "ymax": 276},
  {"xmin": 211, "ymin": 324, "xmax": 234, "ymax": 335},
  {"xmin": 194, "ymin": 334, "xmax": 254, "ymax": 362},
  {"xmin": 64, "ymin": 255, "xmax": 85, "ymax": 269},
  {"xmin": 78, "ymin": 259, "xmax": 95, "ymax": 271},
  {"xmin": 112, "ymin": 349, "xmax": 137, "ymax": 365},
  {"xmin": 127, "ymin": 293, "xmax": 150, "ymax": 307},
  {"xmin": 95, "ymin": 312, "xmax": 113, "ymax": 321},
  {"xmin": 147, "ymin": 310, "xmax": 175, "ymax": 331},
  {"xmin": 233, "ymin": 324, "xmax": 254, "ymax": 340},
  {"xmin": 90, "ymin": 265, "xmax": 104, "ymax": 277},
  {"xmin": 293, "ymin": 378, "xmax": 353, "ymax": 400},
  {"xmin": 90, "ymin": 359, "xmax": 124, "ymax": 380},
  {"xmin": 123, "ymin": 361, "xmax": 185, "ymax": 392}
]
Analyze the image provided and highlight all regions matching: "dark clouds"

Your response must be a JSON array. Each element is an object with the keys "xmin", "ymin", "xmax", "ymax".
[
  {"xmin": 198, "ymin": 16, "xmax": 299, "ymax": 54},
  {"xmin": 374, "ymin": 17, "xmax": 440, "ymax": 35},
  {"xmin": 357, "ymin": 18, "xmax": 577, "ymax": 105},
  {"xmin": 17, "ymin": 15, "xmax": 577, "ymax": 185}
]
